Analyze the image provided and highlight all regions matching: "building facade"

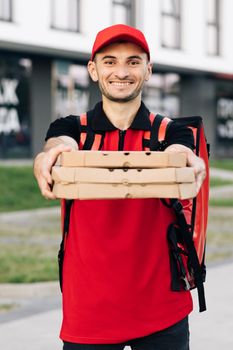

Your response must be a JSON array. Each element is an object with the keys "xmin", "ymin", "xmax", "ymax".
[{"xmin": 0, "ymin": 0, "xmax": 233, "ymax": 158}]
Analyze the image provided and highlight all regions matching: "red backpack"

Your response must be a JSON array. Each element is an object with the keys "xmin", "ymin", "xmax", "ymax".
[{"xmin": 59, "ymin": 112, "xmax": 209, "ymax": 312}]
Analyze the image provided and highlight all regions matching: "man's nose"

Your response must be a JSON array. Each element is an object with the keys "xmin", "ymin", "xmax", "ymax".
[{"xmin": 114, "ymin": 64, "xmax": 129, "ymax": 79}]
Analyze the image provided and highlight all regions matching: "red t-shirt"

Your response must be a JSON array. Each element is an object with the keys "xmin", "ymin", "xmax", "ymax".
[{"xmin": 46, "ymin": 102, "xmax": 193, "ymax": 344}]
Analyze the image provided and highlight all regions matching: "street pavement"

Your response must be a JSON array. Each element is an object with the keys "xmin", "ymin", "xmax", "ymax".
[{"xmin": 0, "ymin": 261, "xmax": 233, "ymax": 349}]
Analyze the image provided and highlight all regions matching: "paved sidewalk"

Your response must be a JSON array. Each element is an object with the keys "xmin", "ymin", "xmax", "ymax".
[
  {"xmin": 210, "ymin": 167, "xmax": 233, "ymax": 180},
  {"xmin": 210, "ymin": 184, "xmax": 233, "ymax": 199},
  {"xmin": 210, "ymin": 167, "xmax": 233, "ymax": 199},
  {"xmin": 189, "ymin": 261, "xmax": 233, "ymax": 349},
  {"xmin": 0, "ymin": 262, "xmax": 233, "ymax": 349}
]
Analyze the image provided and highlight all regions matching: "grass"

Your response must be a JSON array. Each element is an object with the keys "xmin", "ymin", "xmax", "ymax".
[
  {"xmin": 0, "ymin": 246, "xmax": 58, "ymax": 283},
  {"xmin": 210, "ymin": 159, "xmax": 233, "ymax": 171},
  {"xmin": 206, "ymin": 212, "xmax": 233, "ymax": 263},
  {"xmin": 209, "ymin": 177, "xmax": 233, "ymax": 207},
  {"xmin": 209, "ymin": 199, "xmax": 233, "ymax": 207},
  {"xmin": 0, "ymin": 207, "xmax": 61, "ymax": 283},
  {"xmin": 210, "ymin": 177, "xmax": 233, "ymax": 187},
  {"xmin": 1, "ymin": 209, "xmax": 233, "ymax": 283},
  {"xmin": 0, "ymin": 166, "xmax": 59, "ymax": 212},
  {"xmin": 0, "ymin": 164, "xmax": 233, "ymax": 213},
  {"xmin": 0, "ymin": 201, "xmax": 233, "ymax": 284},
  {"xmin": 0, "ymin": 230, "xmax": 60, "ymax": 283}
]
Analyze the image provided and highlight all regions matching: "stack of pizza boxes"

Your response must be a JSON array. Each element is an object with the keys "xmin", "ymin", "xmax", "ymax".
[{"xmin": 52, "ymin": 151, "xmax": 196, "ymax": 200}]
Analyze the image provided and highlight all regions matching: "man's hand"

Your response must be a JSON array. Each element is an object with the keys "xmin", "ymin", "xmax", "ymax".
[
  {"xmin": 34, "ymin": 143, "xmax": 72, "ymax": 199},
  {"xmin": 165, "ymin": 144, "xmax": 206, "ymax": 194},
  {"xmin": 186, "ymin": 151, "xmax": 206, "ymax": 194}
]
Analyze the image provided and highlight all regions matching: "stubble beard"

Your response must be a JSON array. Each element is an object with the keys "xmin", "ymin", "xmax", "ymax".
[{"xmin": 98, "ymin": 82, "xmax": 143, "ymax": 103}]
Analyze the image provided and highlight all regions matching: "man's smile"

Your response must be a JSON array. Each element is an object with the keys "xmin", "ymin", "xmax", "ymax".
[{"xmin": 109, "ymin": 81, "xmax": 134, "ymax": 86}]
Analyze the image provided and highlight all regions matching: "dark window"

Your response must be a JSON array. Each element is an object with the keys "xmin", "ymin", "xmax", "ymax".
[
  {"xmin": 143, "ymin": 73, "xmax": 180, "ymax": 116},
  {"xmin": 53, "ymin": 61, "xmax": 89, "ymax": 119},
  {"xmin": 51, "ymin": 0, "xmax": 80, "ymax": 32},
  {"xmin": 0, "ymin": 55, "xmax": 32, "ymax": 159},
  {"xmin": 206, "ymin": 0, "xmax": 220, "ymax": 56},
  {"xmin": 161, "ymin": 0, "xmax": 181, "ymax": 49},
  {"xmin": 0, "ymin": 0, "xmax": 12, "ymax": 21},
  {"xmin": 112, "ymin": 0, "xmax": 135, "ymax": 26}
]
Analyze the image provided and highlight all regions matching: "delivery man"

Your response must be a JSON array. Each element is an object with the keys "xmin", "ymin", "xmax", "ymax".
[{"xmin": 34, "ymin": 24, "xmax": 206, "ymax": 350}]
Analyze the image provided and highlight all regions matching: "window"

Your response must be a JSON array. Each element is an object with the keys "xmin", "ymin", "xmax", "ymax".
[
  {"xmin": 143, "ymin": 73, "xmax": 180, "ymax": 116},
  {"xmin": 206, "ymin": 0, "xmax": 220, "ymax": 56},
  {"xmin": 51, "ymin": 0, "xmax": 80, "ymax": 32},
  {"xmin": 53, "ymin": 61, "xmax": 89, "ymax": 119},
  {"xmin": 0, "ymin": 0, "xmax": 12, "ymax": 21},
  {"xmin": 161, "ymin": 0, "xmax": 181, "ymax": 49},
  {"xmin": 112, "ymin": 0, "xmax": 135, "ymax": 26},
  {"xmin": 0, "ymin": 55, "xmax": 32, "ymax": 159}
]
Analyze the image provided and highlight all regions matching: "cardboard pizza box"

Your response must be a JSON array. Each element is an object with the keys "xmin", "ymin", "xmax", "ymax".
[
  {"xmin": 52, "ymin": 166, "xmax": 195, "ymax": 184},
  {"xmin": 57, "ymin": 151, "xmax": 187, "ymax": 168},
  {"xmin": 52, "ymin": 182, "xmax": 197, "ymax": 200}
]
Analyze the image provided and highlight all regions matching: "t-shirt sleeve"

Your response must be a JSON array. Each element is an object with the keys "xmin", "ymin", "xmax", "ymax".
[
  {"xmin": 45, "ymin": 115, "xmax": 80, "ymax": 143},
  {"xmin": 165, "ymin": 120, "xmax": 195, "ymax": 150}
]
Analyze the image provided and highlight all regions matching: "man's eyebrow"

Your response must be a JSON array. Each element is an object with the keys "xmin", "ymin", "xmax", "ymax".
[
  {"xmin": 127, "ymin": 55, "xmax": 143, "ymax": 60},
  {"xmin": 101, "ymin": 55, "xmax": 143, "ymax": 60},
  {"xmin": 101, "ymin": 55, "xmax": 116, "ymax": 60}
]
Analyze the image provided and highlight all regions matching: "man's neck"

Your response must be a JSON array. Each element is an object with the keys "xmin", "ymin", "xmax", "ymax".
[{"xmin": 102, "ymin": 96, "xmax": 141, "ymax": 130}]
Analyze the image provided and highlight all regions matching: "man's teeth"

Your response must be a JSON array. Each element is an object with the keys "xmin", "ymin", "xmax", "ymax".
[{"xmin": 110, "ymin": 82, "xmax": 132, "ymax": 86}]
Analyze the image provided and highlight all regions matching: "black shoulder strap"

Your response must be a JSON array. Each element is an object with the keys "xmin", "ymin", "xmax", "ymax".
[
  {"xmin": 58, "ymin": 199, "xmax": 73, "ymax": 292},
  {"xmin": 170, "ymin": 199, "xmax": 207, "ymax": 312}
]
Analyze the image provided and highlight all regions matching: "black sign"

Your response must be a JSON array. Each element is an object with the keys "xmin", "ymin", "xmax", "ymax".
[
  {"xmin": 216, "ymin": 97, "xmax": 233, "ymax": 141},
  {"xmin": 0, "ymin": 55, "xmax": 31, "ymax": 158}
]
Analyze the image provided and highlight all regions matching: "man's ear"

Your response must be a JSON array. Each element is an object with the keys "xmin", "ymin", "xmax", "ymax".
[
  {"xmin": 145, "ymin": 62, "xmax": 152, "ymax": 82},
  {"xmin": 87, "ymin": 60, "xmax": 98, "ymax": 82}
]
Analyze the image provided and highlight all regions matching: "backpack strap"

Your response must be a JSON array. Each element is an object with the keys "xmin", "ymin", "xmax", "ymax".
[
  {"xmin": 79, "ymin": 112, "xmax": 105, "ymax": 150},
  {"xmin": 58, "ymin": 199, "xmax": 73, "ymax": 292},
  {"xmin": 158, "ymin": 116, "xmax": 173, "ymax": 142},
  {"xmin": 169, "ymin": 199, "xmax": 207, "ymax": 312},
  {"xmin": 150, "ymin": 114, "xmax": 173, "ymax": 151},
  {"xmin": 156, "ymin": 115, "xmax": 208, "ymax": 312},
  {"xmin": 79, "ymin": 113, "xmax": 88, "ymax": 147},
  {"xmin": 143, "ymin": 113, "xmax": 156, "ymax": 151}
]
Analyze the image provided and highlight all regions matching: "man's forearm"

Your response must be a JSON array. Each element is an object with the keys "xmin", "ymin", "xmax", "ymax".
[{"xmin": 164, "ymin": 143, "xmax": 193, "ymax": 155}]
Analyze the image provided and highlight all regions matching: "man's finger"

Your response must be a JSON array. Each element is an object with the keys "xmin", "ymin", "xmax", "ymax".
[
  {"xmin": 41, "ymin": 166, "xmax": 53, "ymax": 185},
  {"xmin": 39, "ymin": 179, "xmax": 57, "ymax": 199},
  {"xmin": 48, "ymin": 144, "xmax": 72, "ymax": 165},
  {"xmin": 42, "ymin": 189, "xmax": 57, "ymax": 200}
]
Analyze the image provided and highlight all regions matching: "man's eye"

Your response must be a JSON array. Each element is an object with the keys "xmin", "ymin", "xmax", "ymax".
[
  {"xmin": 104, "ymin": 61, "xmax": 114, "ymax": 65},
  {"xmin": 129, "ymin": 61, "xmax": 140, "ymax": 65}
]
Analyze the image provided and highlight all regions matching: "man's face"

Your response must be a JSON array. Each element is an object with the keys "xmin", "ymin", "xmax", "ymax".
[{"xmin": 88, "ymin": 42, "xmax": 152, "ymax": 103}]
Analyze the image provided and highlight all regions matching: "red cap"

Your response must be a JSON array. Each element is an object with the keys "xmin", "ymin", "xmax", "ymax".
[{"xmin": 91, "ymin": 24, "xmax": 150, "ymax": 61}]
